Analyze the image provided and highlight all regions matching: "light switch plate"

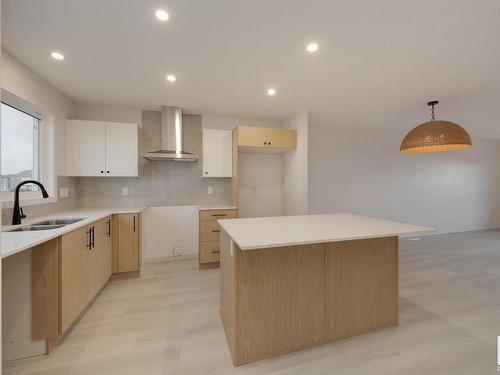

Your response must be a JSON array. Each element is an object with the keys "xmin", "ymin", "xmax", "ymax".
[
  {"xmin": 122, "ymin": 187, "xmax": 128, "ymax": 196},
  {"xmin": 208, "ymin": 186, "xmax": 214, "ymax": 194}
]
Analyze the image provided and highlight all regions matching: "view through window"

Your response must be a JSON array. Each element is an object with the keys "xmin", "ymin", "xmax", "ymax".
[{"xmin": 1, "ymin": 102, "xmax": 40, "ymax": 192}]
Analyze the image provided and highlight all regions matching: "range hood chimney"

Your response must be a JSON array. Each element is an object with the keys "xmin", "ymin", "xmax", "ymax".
[{"xmin": 143, "ymin": 106, "xmax": 199, "ymax": 161}]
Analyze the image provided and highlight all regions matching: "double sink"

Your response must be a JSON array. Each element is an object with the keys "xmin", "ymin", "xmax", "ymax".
[{"xmin": 6, "ymin": 218, "xmax": 84, "ymax": 232}]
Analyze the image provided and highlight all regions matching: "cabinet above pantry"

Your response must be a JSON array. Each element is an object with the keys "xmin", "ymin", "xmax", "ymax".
[
  {"xmin": 236, "ymin": 126, "xmax": 296, "ymax": 152},
  {"xmin": 66, "ymin": 120, "xmax": 139, "ymax": 177}
]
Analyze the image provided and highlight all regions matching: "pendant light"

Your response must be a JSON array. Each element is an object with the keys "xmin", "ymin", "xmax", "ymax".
[{"xmin": 400, "ymin": 101, "xmax": 471, "ymax": 153}]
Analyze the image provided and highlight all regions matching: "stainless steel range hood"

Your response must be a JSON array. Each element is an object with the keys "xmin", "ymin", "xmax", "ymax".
[{"xmin": 143, "ymin": 106, "xmax": 199, "ymax": 161}]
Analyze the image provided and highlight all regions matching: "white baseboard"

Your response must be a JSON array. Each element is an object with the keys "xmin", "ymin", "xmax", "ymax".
[
  {"xmin": 401, "ymin": 225, "xmax": 500, "ymax": 239},
  {"xmin": 143, "ymin": 254, "xmax": 198, "ymax": 264}
]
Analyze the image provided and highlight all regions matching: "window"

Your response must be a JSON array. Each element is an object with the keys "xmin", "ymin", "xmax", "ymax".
[
  {"xmin": 0, "ymin": 90, "xmax": 55, "ymax": 207},
  {"xmin": 1, "ymin": 102, "xmax": 40, "ymax": 192}
]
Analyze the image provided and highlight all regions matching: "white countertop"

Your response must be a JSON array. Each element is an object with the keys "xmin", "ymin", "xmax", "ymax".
[
  {"xmin": 218, "ymin": 213, "xmax": 433, "ymax": 250},
  {"xmin": 1, "ymin": 207, "xmax": 144, "ymax": 258},
  {"xmin": 197, "ymin": 205, "xmax": 238, "ymax": 211}
]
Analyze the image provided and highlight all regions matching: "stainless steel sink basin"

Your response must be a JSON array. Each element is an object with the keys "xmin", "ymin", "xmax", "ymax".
[
  {"xmin": 7, "ymin": 224, "xmax": 66, "ymax": 232},
  {"xmin": 33, "ymin": 218, "xmax": 84, "ymax": 226},
  {"xmin": 4, "ymin": 218, "xmax": 84, "ymax": 232}
]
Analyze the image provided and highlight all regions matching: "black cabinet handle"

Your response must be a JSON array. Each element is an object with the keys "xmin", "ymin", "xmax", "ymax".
[
  {"xmin": 106, "ymin": 171, "xmax": 110, "ymax": 174},
  {"xmin": 133, "ymin": 215, "xmax": 136, "ymax": 232},
  {"xmin": 211, "ymin": 250, "xmax": 220, "ymax": 254},
  {"xmin": 91, "ymin": 226, "xmax": 95, "ymax": 249},
  {"xmin": 100, "ymin": 171, "xmax": 104, "ymax": 174},
  {"xmin": 212, "ymin": 229, "xmax": 221, "ymax": 233},
  {"xmin": 106, "ymin": 219, "xmax": 111, "ymax": 237},
  {"xmin": 211, "ymin": 213, "xmax": 226, "ymax": 217},
  {"xmin": 269, "ymin": 142, "xmax": 271, "ymax": 145},
  {"xmin": 205, "ymin": 171, "xmax": 208, "ymax": 175},
  {"xmin": 86, "ymin": 228, "xmax": 92, "ymax": 249}
]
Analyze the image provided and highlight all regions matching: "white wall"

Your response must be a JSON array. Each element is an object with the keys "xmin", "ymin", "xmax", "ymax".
[
  {"xmin": 238, "ymin": 152, "xmax": 282, "ymax": 217},
  {"xmin": 308, "ymin": 124, "xmax": 500, "ymax": 233},
  {"xmin": 76, "ymin": 103, "xmax": 142, "ymax": 127},
  {"xmin": 282, "ymin": 111, "xmax": 309, "ymax": 215},
  {"xmin": 143, "ymin": 206, "xmax": 198, "ymax": 261},
  {"xmin": 202, "ymin": 114, "xmax": 282, "ymax": 130}
]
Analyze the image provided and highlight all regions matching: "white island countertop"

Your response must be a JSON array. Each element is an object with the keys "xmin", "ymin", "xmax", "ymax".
[
  {"xmin": 218, "ymin": 213, "xmax": 433, "ymax": 250},
  {"xmin": 1, "ymin": 207, "xmax": 144, "ymax": 258}
]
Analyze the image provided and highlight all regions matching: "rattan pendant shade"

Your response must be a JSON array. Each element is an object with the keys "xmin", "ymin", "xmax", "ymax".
[{"xmin": 400, "ymin": 101, "xmax": 472, "ymax": 154}]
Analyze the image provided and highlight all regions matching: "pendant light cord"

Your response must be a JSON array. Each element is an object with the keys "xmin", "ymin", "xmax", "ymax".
[{"xmin": 428, "ymin": 100, "xmax": 439, "ymax": 121}]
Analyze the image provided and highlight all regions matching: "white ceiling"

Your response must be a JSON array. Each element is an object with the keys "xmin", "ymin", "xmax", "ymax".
[{"xmin": 3, "ymin": 0, "xmax": 500, "ymax": 138}]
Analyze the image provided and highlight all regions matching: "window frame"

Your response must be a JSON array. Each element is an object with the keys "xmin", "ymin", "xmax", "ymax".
[
  {"xmin": 1, "ymin": 101, "xmax": 41, "ymax": 188},
  {"xmin": 1, "ymin": 90, "xmax": 56, "ymax": 208}
]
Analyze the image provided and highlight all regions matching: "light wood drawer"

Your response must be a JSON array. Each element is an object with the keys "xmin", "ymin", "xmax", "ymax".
[
  {"xmin": 200, "ymin": 209, "xmax": 237, "ymax": 221},
  {"xmin": 200, "ymin": 241, "xmax": 220, "ymax": 263},
  {"xmin": 200, "ymin": 220, "xmax": 221, "ymax": 241}
]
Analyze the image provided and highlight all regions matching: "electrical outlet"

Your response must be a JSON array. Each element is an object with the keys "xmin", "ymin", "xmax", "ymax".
[
  {"xmin": 208, "ymin": 186, "xmax": 214, "ymax": 194},
  {"xmin": 122, "ymin": 187, "xmax": 128, "ymax": 196},
  {"xmin": 173, "ymin": 246, "xmax": 183, "ymax": 257}
]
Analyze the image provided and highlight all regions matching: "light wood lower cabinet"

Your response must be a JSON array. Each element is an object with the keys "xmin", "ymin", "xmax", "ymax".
[
  {"xmin": 94, "ymin": 217, "xmax": 113, "ymax": 289},
  {"xmin": 59, "ymin": 223, "xmax": 92, "ymax": 333},
  {"xmin": 112, "ymin": 213, "xmax": 141, "ymax": 273},
  {"xmin": 200, "ymin": 220, "xmax": 222, "ymax": 242},
  {"xmin": 60, "ymin": 217, "xmax": 112, "ymax": 333},
  {"xmin": 31, "ymin": 239, "xmax": 60, "ymax": 341},
  {"xmin": 32, "ymin": 216, "xmax": 114, "ymax": 349},
  {"xmin": 199, "ymin": 209, "xmax": 237, "ymax": 265},
  {"xmin": 200, "ymin": 241, "xmax": 221, "ymax": 264}
]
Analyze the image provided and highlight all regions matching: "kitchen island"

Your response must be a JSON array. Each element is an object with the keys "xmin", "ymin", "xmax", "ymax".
[{"xmin": 218, "ymin": 214, "xmax": 431, "ymax": 366}]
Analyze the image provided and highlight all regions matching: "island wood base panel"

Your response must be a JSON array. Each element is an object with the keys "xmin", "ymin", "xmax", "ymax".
[{"xmin": 220, "ymin": 233, "xmax": 399, "ymax": 366}]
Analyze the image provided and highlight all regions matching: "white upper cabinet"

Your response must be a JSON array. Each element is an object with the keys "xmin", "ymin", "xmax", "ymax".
[
  {"xmin": 105, "ymin": 122, "xmax": 138, "ymax": 176},
  {"xmin": 202, "ymin": 129, "xmax": 232, "ymax": 177},
  {"xmin": 68, "ymin": 120, "xmax": 106, "ymax": 176},
  {"xmin": 67, "ymin": 120, "xmax": 138, "ymax": 177}
]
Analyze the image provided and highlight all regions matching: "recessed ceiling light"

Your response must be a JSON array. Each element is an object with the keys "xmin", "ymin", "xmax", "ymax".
[
  {"xmin": 267, "ymin": 88, "xmax": 276, "ymax": 96},
  {"xmin": 155, "ymin": 9, "xmax": 169, "ymax": 21},
  {"xmin": 166, "ymin": 74, "xmax": 176, "ymax": 82},
  {"xmin": 306, "ymin": 42, "xmax": 319, "ymax": 52},
  {"xmin": 306, "ymin": 42, "xmax": 319, "ymax": 53},
  {"xmin": 51, "ymin": 52, "xmax": 65, "ymax": 60}
]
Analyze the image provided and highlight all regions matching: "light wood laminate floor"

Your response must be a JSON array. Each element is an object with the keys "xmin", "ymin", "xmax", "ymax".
[{"xmin": 4, "ymin": 230, "xmax": 500, "ymax": 374}]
